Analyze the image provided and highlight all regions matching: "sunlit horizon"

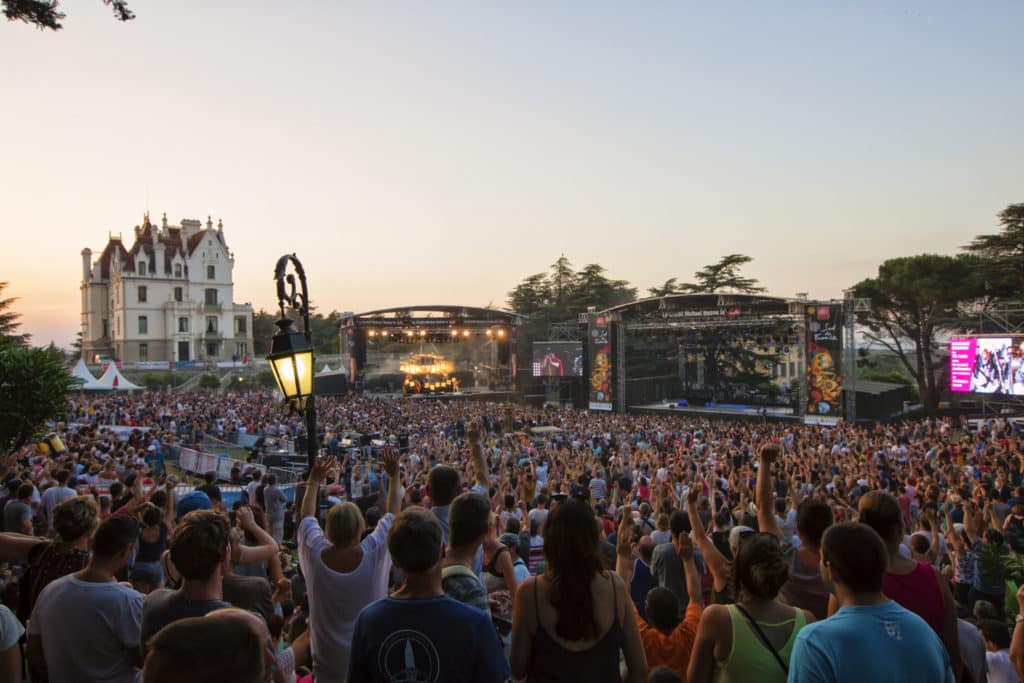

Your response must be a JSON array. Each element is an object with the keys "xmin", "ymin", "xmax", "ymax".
[{"xmin": 3, "ymin": 2, "xmax": 1021, "ymax": 349}]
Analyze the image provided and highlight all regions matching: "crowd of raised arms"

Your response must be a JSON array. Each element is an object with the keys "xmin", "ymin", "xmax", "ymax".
[{"xmin": 4, "ymin": 391, "xmax": 1024, "ymax": 682}]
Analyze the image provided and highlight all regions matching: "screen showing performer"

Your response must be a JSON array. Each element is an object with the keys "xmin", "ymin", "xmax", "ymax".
[
  {"xmin": 951, "ymin": 336, "xmax": 1024, "ymax": 396},
  {"xmin": 532, "ymin": 342, "xmax": 583, "ymax": 377}
]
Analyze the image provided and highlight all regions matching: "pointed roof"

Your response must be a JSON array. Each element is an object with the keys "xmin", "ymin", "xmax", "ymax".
[
  {"xmin": 82, "ymin": 363, "xmax": 142, "ymax": 391},
  {"xmin": 317, "ymin": 364, "xmax": 334, "ymax": 375},
  {"xmin": 70, "ymin": 358, "xmax": 97, "ymax": 385}
]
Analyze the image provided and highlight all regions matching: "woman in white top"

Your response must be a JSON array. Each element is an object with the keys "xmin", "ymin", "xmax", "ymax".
[{"xmin": 298, "ymin": 448, "xmax": 402, "ymax": 683}]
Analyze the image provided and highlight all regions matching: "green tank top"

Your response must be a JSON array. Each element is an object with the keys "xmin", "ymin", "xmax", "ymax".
[{"xmin": 715, "ymin": 603, "xmax": 806, "ymax": 683}]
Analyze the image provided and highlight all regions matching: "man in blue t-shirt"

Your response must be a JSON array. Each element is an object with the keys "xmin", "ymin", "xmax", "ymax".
[
  {"xmin": 348, "ymin": 506, "xmax": 509, "ymax": 683},
  {"xmin": 788, "ymin": 522, "xmax": 955, "ymax": 683}
]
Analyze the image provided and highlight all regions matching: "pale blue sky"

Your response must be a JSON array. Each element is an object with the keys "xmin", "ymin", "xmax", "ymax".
[{"xmin": 2, "ymin": 1, "xmax": 1021, "ymax": 347}]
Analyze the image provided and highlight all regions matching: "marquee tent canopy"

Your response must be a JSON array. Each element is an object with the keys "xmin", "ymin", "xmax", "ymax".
[
  {"xmin": 70, "ymin": 358, "xmax": 97, "ymax": 386},
  {"xmin": 81, "ymin": 363, "xmax": 142, "ymax": 391}
]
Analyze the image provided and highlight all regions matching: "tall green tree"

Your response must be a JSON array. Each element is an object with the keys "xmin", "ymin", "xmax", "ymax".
[
  {"xmin": 251, "ymin": 310, "xmax": 277, "ymax": 356},
  {"xmin": 550, "ymin": 256, "xmax": 575, "ymax": 315},
  {"xmin": 0, "ymin": 281, "xmax": 29, "ymax": 348},
  {"xmin": 963, "ymin": 203, "xmax": 1024, "ymax": 299},
  {"xmin": 679, "ymin": 254, "xmax": 766, "ymax": 294},
  {"xmin": 569, "ymin": 264, "xmax": 637, "ymax": 313},
  {"xmin": 3, "ymin": 0, "xmax": 132, "ymax": 30},
  {"xmin": 851, "ymin": 254, "xmax": 984, "ymax": 413},
  {"xmin": 0, "ymin": 345, "xmax": 73, "ymax": 453},
  {"xmin": 647, "ymin": 278, "xmax": 680, "ymax": 298},
  {"xmin": 506, "ymin": 259, "xmax": 636, "ymax": 322},
  {"xmin": 310, "ymin": 310, "xmax": 342, "ymax": 355},
  {"xmin": 507, "ymin": 273, "xmax": 553, "ymax": 319}
]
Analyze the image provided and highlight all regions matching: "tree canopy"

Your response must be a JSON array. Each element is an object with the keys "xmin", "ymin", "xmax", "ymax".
[
  {"xmin": 963, "ymin": 203, "xmax": 1024, "ymax": 300},
  {"xmin": 506, "ymin": 257, "xmax": 637, "ymax": 323},
  {"xmin": 0, "ymin": 345, "xmax": 73, "ymax": 453},
  {"xmin": 252, "ymin": 308, "xmax": 342, "ymax": 357},
  {"xmin": 679, "ymin": 254, "xmax": 766, "ymax": 294},
  {"xmin": 852, "ymin": 253, "xmax": 984, "ymax": 413},
  {"xmin": 0, "ymin": 281, "xmax": 29, "ymax": 348},
  {"xmin": 3, "ymin": 0, "xmax": 132, "ymax": 30}
]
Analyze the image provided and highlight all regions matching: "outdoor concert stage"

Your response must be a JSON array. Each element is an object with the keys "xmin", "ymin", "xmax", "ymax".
[
  {"xmin": 342, "ymin": 306, "xmax": 524, "ymax": 395},
  {"xmin": 630, "ymin": 400, "xmax": 801, "ymax": 422}
]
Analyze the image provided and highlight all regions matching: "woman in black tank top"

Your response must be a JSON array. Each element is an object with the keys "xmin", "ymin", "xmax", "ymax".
[{"xmin": 509, "ymin": 500, "xmax": 648, "ymax": 682}]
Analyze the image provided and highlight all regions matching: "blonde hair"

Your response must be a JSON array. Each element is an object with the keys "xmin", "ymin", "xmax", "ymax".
[
  {"xmin": 325, "ymin": 502, "xmax": 365, "ymax": 547},
  {"xmin": 52, "ymin": 495, "xmax": 99, "ymax": 542}
]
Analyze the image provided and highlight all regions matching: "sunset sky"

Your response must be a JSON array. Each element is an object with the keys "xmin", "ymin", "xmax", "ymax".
[{"xmin": 2, "ymin": 1, "xmax": 1021, "ymax": 348}]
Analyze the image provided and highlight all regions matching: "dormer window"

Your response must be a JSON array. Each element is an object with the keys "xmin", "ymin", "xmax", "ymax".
[
  {"xmin": 174, "ymin": 263, "xmax": 183, "ymax": 278},
  {"xmin": 138, "ymin": 261, "xmax": 147, "ymax": 276},
  {"xmin": 207, "ymin": 265, "xmax": 215, "ymax": 279}
]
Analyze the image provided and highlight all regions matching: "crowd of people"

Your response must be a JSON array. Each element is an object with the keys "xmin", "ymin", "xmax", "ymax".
[{"xmin": 3, "ymin": 390, "xmax": 1024, "ymax": 681}]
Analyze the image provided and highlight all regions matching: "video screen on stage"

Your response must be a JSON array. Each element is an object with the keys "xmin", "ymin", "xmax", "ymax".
[
  {"xmin": 532, "ymin": 342, "xmax": 583, "ymax": 377},
  {"xmin": 950, "ymin": 336, "xmax": 1024, "ymax": 395}
]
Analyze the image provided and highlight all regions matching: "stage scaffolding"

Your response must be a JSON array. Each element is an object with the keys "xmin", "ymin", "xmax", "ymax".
[{"xmin": 583, "ymin": 294, "xmax": 854, "ymax": 418}]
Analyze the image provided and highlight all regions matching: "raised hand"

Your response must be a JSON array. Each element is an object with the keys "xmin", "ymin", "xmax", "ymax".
[
  {"xmin": 675, "ymin": 531, "xmax": 695, "ymax": 561},
  {"xmin": 309, "ymin": 455, "xmax": 338, "ymax": 482},
  {"xmin": 466, "ymin": 420, "xmax": 482, "ymax": 445},
  {"xmin": 236, "ymin": 506, "xmax": 255, "ymax": 529},
  {"xmin": 616, "ymin": 510, "xmax": 635, "ymax": 558},
  {"xmin": 687, "ymin": 484, "xmax": 700, "ymax": 506},
  {"xmin": 381, "ymin": 447, "xmax": 400, "ymax": 479},
  {"xmin": 761, "ymin": 444, "xmax": 781, "ymax": 464}
]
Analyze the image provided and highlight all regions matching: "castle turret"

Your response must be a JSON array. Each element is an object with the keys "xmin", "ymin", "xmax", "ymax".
[{"xmin": 81, "ymin": 248, "xmax": 93, "ymax": 282}]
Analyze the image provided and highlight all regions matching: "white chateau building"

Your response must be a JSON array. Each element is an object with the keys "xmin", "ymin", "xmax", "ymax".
[{"xmin": 80, "ymin": 213, "xmax": 254, "ymax": 364}]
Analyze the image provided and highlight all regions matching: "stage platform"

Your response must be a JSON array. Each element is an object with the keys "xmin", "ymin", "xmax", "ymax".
[
  {"xmin": 629, "ymin": 400, "xmax": 801, "ymax": 422},
  {"xmin": 370, "ymin": 389, "xmax": 515, "ymax": 403}
]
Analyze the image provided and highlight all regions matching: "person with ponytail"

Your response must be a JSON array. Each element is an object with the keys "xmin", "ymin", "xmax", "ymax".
[
  {"xmin": 510, "ymin": 497, "xmax": 647, "ymax": 682},
  {"xmin": 688, "ymin": 532, "xmax": 814, "ymax": 683}
]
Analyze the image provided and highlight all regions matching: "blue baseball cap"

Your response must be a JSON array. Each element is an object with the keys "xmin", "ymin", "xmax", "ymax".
[{"xmin": 176, "ymin": 491, "xmax": 212, "ymax": 519}]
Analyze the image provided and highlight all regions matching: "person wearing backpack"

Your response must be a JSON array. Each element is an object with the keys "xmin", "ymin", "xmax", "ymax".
[{"xmin": 442, "ymin": 492, "xmax": 491, "ymax": 613}]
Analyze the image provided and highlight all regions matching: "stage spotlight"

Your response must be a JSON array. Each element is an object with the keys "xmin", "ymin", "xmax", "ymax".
[
  {"xmin": 450, "ymin": 329, "xmax": 458, "ymax": 337},
  {"xmin": 463, "ymin": 330, "xmax": 471, "ymax": 337},
  {"xmin": 368, "ymin": 330, "xmax": 377, "ymax": 337},
  {"xmin": 418, "ymin": 330, "xmax": 426, "ymax": 337},
  {"xmin": 405, "ymin": 330, "xmax": 414, "ymax": 338},
  {"xmin": 497, "ymin": 329, "xmax": 505, "ymax": 338},
  {"xmin": 485, "ymin": 329, "xmax": 493, "ymax": 336}
]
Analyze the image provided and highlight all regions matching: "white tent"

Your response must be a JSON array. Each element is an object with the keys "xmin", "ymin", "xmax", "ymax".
[
  {"xmin": 81, "ymin": 363, "xmax": 142, "ymax": 391},
  {"xmin": 70, "ymin": 358, "xmax": 97, "ymax": 386},
  {"xmin": 317, "ymin": 364, "xmax": 333, "ymax": 375}
]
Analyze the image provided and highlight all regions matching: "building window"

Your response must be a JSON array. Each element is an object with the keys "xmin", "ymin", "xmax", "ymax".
[
  {"xmin": 174, "ymin": 263, "xmax": 183, "ymax": 278},
  {"xmin": 789, "ymin": 361, "xmax": 796, "ymax": 377},
  {"xmin": 138, "ymin": 316, "xmax": 148, "ymax": 334},
  {"xmin": 206, "ymin": 342, "xmax": 219, "ymax": 358},
  {"xmin": 237, "ymin": 342, "xmax": 248, "ymax": 358},
  {"xmin": 205, "ymin": 289, "xmax": 218, "ymax": 305},
  {"xmin": 207, "ymin": 265, "xmax": 215, "ymax": 279},
  {"xmin": 206, "ymin": 317, "xmax": 218, "ymax": 334},
  {"xmin": 139, "ymin": 261, "xmax": 147, "ymax": 276},
  {"xmin": 178, "ymin": 317, "xmax": 189, "ymax": 333},
  {"xmin": 102, "ymin": 319, "xmax": 109, "ymax": 338},
  {"xmin": 138, "ymin": 286, "xmax": 147, "ymax": 303},
  {"xmin": 174, "ymin": 287, "xmax": 183, "ymax": 302},
  {"xmin": 235, "ymin": 317, "xmax": 247, "ymax": 334},
  {"xmin": 139, "ymin": 343, "xmax": 148, "ymax": 362}
]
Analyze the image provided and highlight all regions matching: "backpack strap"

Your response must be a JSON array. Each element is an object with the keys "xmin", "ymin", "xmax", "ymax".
[
  {"xmin": 733, "ymin": 604, "xmax": 789, "ymax": 675},
  {"xmin": 442, "ymin": 564, "xmax": 478, "ymax": 581}
]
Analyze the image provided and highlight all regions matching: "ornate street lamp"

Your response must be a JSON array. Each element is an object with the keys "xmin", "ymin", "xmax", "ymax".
[{"xmin": 267, "ymin": 254, "xmax": 317, "ymax": 468}]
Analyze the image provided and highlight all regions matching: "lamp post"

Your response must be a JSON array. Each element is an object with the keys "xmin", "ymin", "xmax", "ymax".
[{"xmin": 267, "ymin": 254, "xmax": 318, "ymax": 470}]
